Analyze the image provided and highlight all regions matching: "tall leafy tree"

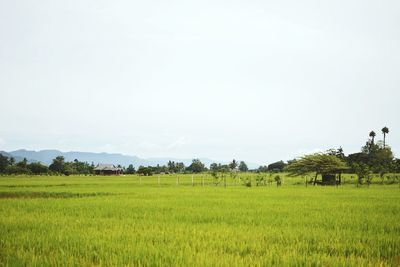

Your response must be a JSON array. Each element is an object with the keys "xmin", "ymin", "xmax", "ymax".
[
  {"xmin": 187, "ymin": 159, "xmax": 205, "ymax": 173},
  {"xmin": 49, "ymin": 156, "xmax": 66, "ymax": 174},
  {"xmin": 125, "ymin": 164, "xmax": 136, "ymax": 174},
  {"xmin": 382, "ymin": 127, "xmax": 389, "ymax": 148},
  {"xmin": 369, "ymin": 131, "xmax": 376, "ymax": 146},
  {"xmin": 238, "ymin": 161, "xmax": 248, "ymax": 172}
]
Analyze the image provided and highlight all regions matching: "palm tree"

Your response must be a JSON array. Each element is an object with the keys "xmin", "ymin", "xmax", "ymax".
[
  {"xmin": 382, "ymin": 127, "xmax": 389, "ymax": 148},
  {"xmin": 369, "ymin": 131, "xmax": 376, "ymax": 144}
]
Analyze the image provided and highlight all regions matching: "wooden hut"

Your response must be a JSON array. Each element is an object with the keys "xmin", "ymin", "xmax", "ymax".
[
  {"xmin": 320, "ymin": 174, "xmax": 339, "ymax": 185},
  {"xmin": 93, "ymin": 164, "xmax": 122, "ymax": 175}
]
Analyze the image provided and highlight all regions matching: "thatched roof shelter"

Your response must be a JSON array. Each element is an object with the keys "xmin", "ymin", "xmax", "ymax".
[{"xmin": 93, "ymin": 164, "xmax": 122, "ymax": 175}]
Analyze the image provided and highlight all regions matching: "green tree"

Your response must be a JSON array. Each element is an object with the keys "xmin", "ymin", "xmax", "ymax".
[
  {"xmin": 285, "ymin": 153, "xmax": 348, "ymax": 185},
  {"xmin": 5, "ymin": 165, "xmax": 31, "ymax": 175},
  {"xmin": 382, "ymin": 126, "xmax": 389, "ymax": 148},
  {"xmin": 167, "ymin": 161, "xmax": 177, "ymax": 173},
  {"xmin": 125, "ymin": 164, "xmax": 136, "ymax": 174},
  {"xmin": 62, "ymin": 162, "xmax": 77, "ymax": 176},
  {"xmin": 352, "ymin": 163, "xmax": 372, "ymax": 186},
  {"xmin": 267, "ymin": 161, "xmax": 286, "ymax": 172},
  {"xmin": 11, "ymin": 158, "xmax": 31, "ymax": 174},
  {"xmin": 210, "ymin": 163, "xmax": 219, "ymax": 172},
  {"xmin": 371, "ymin": 147, "xmax": 394, "ymax": 182},
  {"xmin": 49, "ymin": 156, "xmax": 66, "ymax": 174},
  {"xmin": 0, "ymin": 154, "xmax": 10, "ymax": 173},
  {"xmin": 369, "ymin": 131, "xmax": 376, "ymax": 146},
  {"xmin": 16, "ymin": 158, "xmax": 28, "ymax": 169},
  {"xmin": 137, "ymin": 166, "xmax": 153, "ymax": 176},
  {"xmin": 187, "ymin": 159, "xmax": 205, "ymax": 173},
  {"xmin": 70, "ymin": 159, "xmax": 92, "ymax": 175},
  {"xmin": 28, "ymin": 162, "xmax": 49, "ymax": 175},
  {"xmin": 349, "ymin": 132, "xmax": 394, "ymax": 181},
  {"xmin": 176, "ymin": 162, "xmax": 185, "ymax": 173},
  {"xmin": 229, "ymin": 159, "xmax": 238, "ymax": 171},
  {"xmin": 238, "ymin": 161, "xmax": 248, "ymax": 172},
  {"xmin": 394, "ymin": 159, "xmax": 400, "ymax": 173}
]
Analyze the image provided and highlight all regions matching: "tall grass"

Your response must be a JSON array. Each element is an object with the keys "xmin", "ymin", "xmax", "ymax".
[{"xmin": 0, "ymin": 174, "xmax": 399, "ymax": 266}]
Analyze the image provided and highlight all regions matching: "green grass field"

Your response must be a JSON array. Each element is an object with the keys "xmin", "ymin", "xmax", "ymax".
[{"xmin": 0, "ymin": 174, "xmax": 399, "ymax": 266}]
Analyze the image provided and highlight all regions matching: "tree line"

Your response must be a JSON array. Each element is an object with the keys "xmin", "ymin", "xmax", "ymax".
[
  {"xmin": 0, "ymin": 155, "xmax": 94, "ymax": 175},
  {"xmin": 126, "ymin": 159, "xmax": 248, "ymax": 176},
  {"xmin": 0, "ymin": 155, "xmax": 252, "ymax": 176},
  {"xmin": 1, "ymin": 127, "xmax": 399, "ymax": 181}
]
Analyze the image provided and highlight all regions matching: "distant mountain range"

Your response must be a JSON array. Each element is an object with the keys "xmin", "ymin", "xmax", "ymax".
[{"xmin": 0, "ymin": 149, "xmax": 260, "ymax": 169}]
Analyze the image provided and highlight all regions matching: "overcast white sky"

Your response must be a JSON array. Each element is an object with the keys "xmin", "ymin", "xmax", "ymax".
[{"xmin": 1, "ymin": 0, "xmax": 399, "ymax": 164}]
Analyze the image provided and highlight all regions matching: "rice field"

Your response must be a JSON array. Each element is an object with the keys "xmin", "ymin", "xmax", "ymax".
[{"xmin": 0, "ymin": 174, "xmax": 399, "ymax": 266}]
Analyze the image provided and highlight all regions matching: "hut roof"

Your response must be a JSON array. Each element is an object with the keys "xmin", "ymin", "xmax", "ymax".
[{"xmin": 94, "ymin": 164, "xmax": 122, "ymax": 171}]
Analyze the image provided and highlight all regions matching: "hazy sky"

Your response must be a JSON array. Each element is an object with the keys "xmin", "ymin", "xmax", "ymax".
[{"xmin": 1, "ymin": 0, "xmax": 399, "ymax": 165}]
